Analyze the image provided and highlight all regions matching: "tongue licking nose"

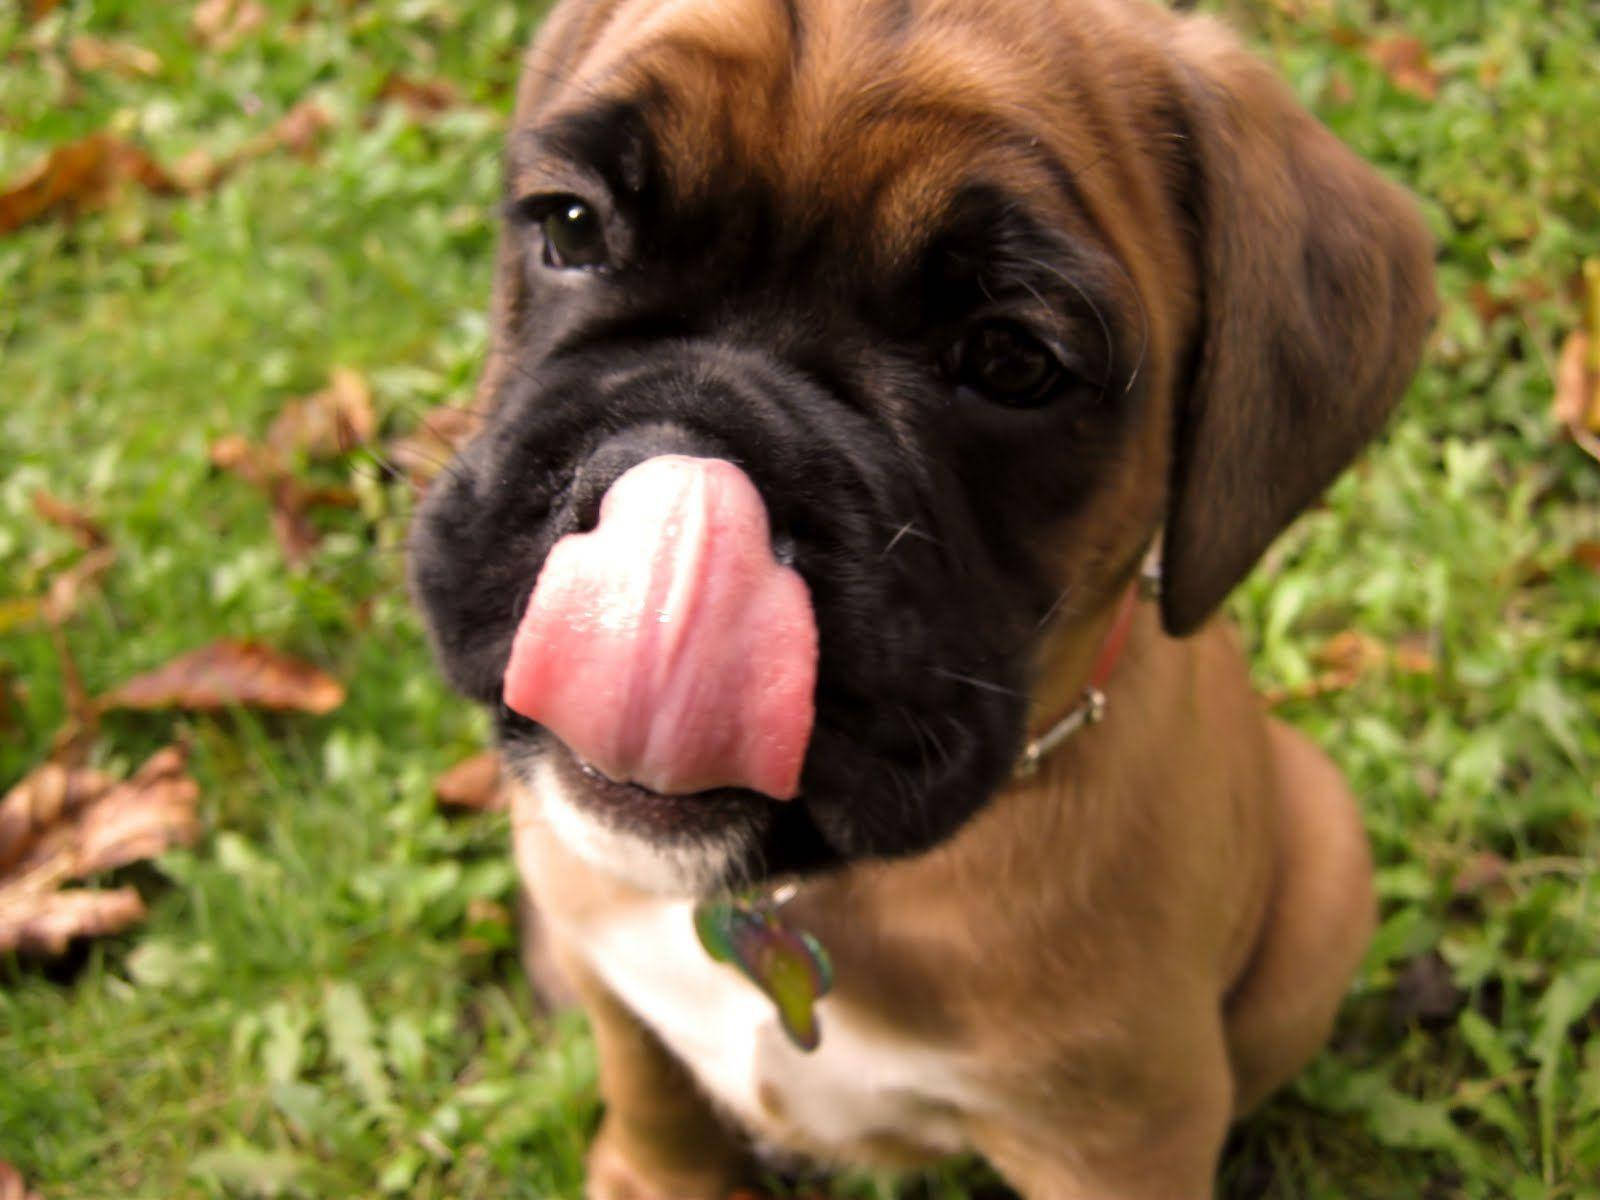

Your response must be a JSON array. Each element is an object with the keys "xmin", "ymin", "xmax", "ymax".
[{"xmin": 501, "ymin": 455, "xmax": 818, "ymax": 800}]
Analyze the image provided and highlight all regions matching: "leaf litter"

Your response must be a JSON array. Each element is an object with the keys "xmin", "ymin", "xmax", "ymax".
[
  {"xmin": 0, "ymin": 746, "xmax": 200, "ymax": 955},
  {"xmin": 0, "ymin": 100, "xmax": 334, "ymax": 237},
  {"xmin": 99, "ymin": 640, "xmax": 346, "ymax": 716},
  {"xmin": 385, "ymin": 405, "xmax": 482, "ymax": 494},
  {"xmin": 0, "ymin": 132, "xmax": 179, "ymax": 236},
  {"xmin": 210, "ymin": 367, "xmax": 375, "ymax": 564},
  {"xmin": 1264, "ymin": 628, "xmax": 1436, "ymax": 707},
  {"xmin": 434, "ymin": 750, "xmax": 507, "ymax": 812},
  {"xmin": 0, "ymin": 1161, "xmax": 44, "ymax": 1200},
  {"xmin": 1553, "ymin": 260, "xmax": 1600, "ymax": 465}
]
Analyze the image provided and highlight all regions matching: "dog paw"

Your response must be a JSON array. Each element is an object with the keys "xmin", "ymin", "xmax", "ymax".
[{"xmin": 585, "ymin": 1134, "xmax": 741, "ymax": 1200}]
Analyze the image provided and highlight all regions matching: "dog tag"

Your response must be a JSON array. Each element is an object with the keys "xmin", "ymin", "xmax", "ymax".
[{"xmin": 693, "ymin": 895, "xmax": 833, "ymax": 1052}]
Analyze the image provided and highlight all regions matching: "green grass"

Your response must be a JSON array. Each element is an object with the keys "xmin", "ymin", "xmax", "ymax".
[{"xmin": 2, "ymin": 0, "xmax": 1598, "ymax": 1196}]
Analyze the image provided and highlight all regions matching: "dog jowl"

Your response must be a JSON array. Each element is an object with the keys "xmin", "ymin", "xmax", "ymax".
[{"xmin": 409, "ymin": 0, "xmax": 1435, "ymax": 1195}]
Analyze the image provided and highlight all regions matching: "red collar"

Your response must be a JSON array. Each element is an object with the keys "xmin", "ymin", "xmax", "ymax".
[{"xmin": 1014, "ymin": 579, "xmax": 1142, "ymax": 779}]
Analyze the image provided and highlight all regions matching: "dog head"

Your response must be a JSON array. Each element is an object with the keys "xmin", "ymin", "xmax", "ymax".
[{"xmin": 409, "ymin": 0, "xmax": 1435, "ymax": 896}]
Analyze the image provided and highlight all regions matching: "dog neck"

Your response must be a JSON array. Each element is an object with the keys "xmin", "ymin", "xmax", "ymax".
[
  {"xmin": 1016, "ymin": 567, "xmax": 1152, "ymax": 778},
  {"xmin": 693, "ymin": 561, "xmax": 1157, "ymax": 1051}
]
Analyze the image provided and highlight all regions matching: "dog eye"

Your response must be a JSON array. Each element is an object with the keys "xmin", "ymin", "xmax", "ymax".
[
  {"xmin": 953, "ymin": 320, "xmax": 1063, "ymax": 407},
  {"xmin": 542, "ymin": 199, "xmax": 608, "ymax": 270}
]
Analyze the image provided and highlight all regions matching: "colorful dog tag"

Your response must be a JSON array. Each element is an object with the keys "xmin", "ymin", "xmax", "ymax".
[{"xmin": 693, "ymin": 894, "xmax": 833, "ymax": 1052}]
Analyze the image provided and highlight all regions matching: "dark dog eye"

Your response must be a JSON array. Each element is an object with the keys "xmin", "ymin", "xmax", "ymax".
[
  {"xmin": 953, "ymin": 320, "xmax": 1063, "ymax": 407},
  {"xmin": 542, "ymin": 200, "xmax": 608, "ymax": 270}
]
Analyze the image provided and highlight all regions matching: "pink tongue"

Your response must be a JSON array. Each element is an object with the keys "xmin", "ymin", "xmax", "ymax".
[{"xmin": 502, "ymin": 455, "xmax": 817, "ymax": 800}]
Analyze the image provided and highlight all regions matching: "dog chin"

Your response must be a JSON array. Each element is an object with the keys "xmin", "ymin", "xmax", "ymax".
[{"xmin": 518, "ymin": 754, "xmax": 755, "ymax": 897}]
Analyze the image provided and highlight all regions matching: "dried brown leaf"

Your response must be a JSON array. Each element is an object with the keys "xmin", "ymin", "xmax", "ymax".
[
  {"xmin": 0, "ymin": 760, "xmax": 117, "ymax": 873},
  {"xmin": 386, "ymin": 405, "xmax": 482, "ymax": 493},
  {"xmin": 211, "ymin": 432, "xmax": 357, "ymax": 565},
  {"xmin": 68, "ymin": 35, "xmax": 162, "ymax": 78},
  {"xmin": 377, "ymin": 73, "xmax": 462, "ymax": 120},
  {"xmin": 1312, "ymin": 629, "xmax": 1387, "ymax": 676},
  {"xmin": 1390, "ymin": 634, "xmax": 1437, "ymax": 677},
  {"xmin": 47, "ymin": 621, "xmax": 99, "ymax": 753},
  {"xmin": 1366, "ymin": 34, "xmax": 1442, "ymax": 101},
  {"xmin": 0, "ymin": 132, "xmax": 179, "ymax": 236},
  {"xmin": 33, "ymin": 489, "xmax": 109, "ymax": 548},
  {"xmin": 0, "ymin": 745, "xmax": 199, "ymax": 956},
  {"xmin": 1264, "ymin": 628, "xmax": 1434, "ymax": 707},
  {"xmin": 435, "ymin": 751, "xmax": 507, "ymax": 811},
  {"xmin": 0, "ymin": 887, "xmax": 148, "ymax": 956},
  {"xmin": 99, "ymin": 640, "xmax": 345, "ymax": 715},
  {"xmin": 1575, "ymin": 541, "xmax": 1600, "ymax": 574},
  {"xmin": 43, "ymin": 545, "xmax": 118, "ymax": 626},
  {"xmin": 272, "ymin": 100, "xmax": 332, "ymax": 160},
  {"xmin": 267, "ymin": 368, "xmax": 377, "ymax": 460},
  {"xmin": 1554, "ymin": 331, "xmax": 1599, "ymax": 431},
  {"xmin": 6, "ymin": 745, "xmax": 198, "ymax": 886},
  {"xmin": 0, "ymin": 1158, "xmax": 47, "ymax": 1200},
  {"xmin": 192, "ymin": 0, "xmax": 267, "ymax": 50}
]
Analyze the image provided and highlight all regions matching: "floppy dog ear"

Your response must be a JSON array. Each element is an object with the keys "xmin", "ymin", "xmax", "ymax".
[{"xmin": 1158, "ymin": 22, "xmax": 1436, "ymax": 636}]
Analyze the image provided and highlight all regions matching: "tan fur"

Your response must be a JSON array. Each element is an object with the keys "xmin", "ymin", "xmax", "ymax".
[{"xmin": 488, "ymin": 0, "xmax": 1434, "ymax": 1195}]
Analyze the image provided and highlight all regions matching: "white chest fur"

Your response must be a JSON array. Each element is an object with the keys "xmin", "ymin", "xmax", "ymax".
[
  {"xmin": 568, "ymin": 893, "xmax": 979, "ymax": 1158},
  {"xmin": 516, "ymin": 764, "xmax": 985, "ymax": 1158}
]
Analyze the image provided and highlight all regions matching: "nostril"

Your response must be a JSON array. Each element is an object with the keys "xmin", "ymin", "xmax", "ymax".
[{"xmin": 568, "ymin": 464, "xmax": 606, "ymax": 533}]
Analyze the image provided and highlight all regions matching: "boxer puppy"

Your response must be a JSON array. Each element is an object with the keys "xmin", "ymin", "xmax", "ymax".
[{"xmin": 409, "ymin": 0, "xmax": 1436, "ymax": 1195}]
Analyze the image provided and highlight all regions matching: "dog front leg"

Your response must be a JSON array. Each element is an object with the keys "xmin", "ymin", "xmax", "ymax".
[
  {"xmin": 557, "ymin": 946, "xmax": 752, "ymax": 1200},
  {"xmin": 965, "ymin": 1010, "xmax": 1235, "ymax": 1200}
]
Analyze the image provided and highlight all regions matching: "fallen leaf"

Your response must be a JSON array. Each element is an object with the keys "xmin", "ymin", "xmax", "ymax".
[
  {"xmin": 434, "ymin": 751, "xmax": 507, "ymax": 811},
  {"xmin": 1264, "ymin": 628, "xmax": 1436, "ymax": 707},
  {"xmin": 1390, "ymin": 633, "xmax": 1437, "ymax": 677},
  {"xmin": 32, "ymin": 488, "xmax": 109, "ymax": 548},
  {"xmin": 0, "ymin": 760, "xmax": 117, "ymax": 872},
  {"xmin": 21, "ymin": 0, "xmax": 63, "ymax": 21},
  {"xmin": 42, "ymin": 545, "xmax": 118, "ymax": 626},
  {"xmin": 68, "ymin": 35, "xmax": 162, "ymax": 78},
  {"xmin": 385, "ymin": 405, "xmax": 481, "ymax": 493},
  {"xmin": 0, "ymin": 887, "xmax": 148, "ymax": 957},
  {"xmin": 0, "ymin": 1158, "xmax": 46, "ymax": 1200},
  {"xmin": 47, "ymin": 622, "xmax": 99, "ymax": 760},
  {"xmin": 1313, "ymin": 629, "xmax": 1387, "ymax": 676},
  {"xmin": 211, "ymin": 433, "xmax": 359, "ymax": 565},
  {"xmin": 267, "ymin": 368, "xmax": 377, "ymax": 460},
  {"xmin": 376, "ymin": 73, "xmax": 461, "ymax": 120},
  {"xmin": 1575, "ymin": 542, "xmax": 1600, "ymax": 574},
  {"xmin": 1366, "ymin": 34, "xmax": 1443, "ymax": 101},
  {"xmin": 99, "ymin": 640, "xmax": 345, "ymax": 715},
  {"xmin": 191, "ymin": 0, "xmax": 267, "ymax": 51},
  {"xmin": 0, "ymin": 131, "xmax": 179, "ymax": 236},
  {"xmin": 1554, "ymin": 266, "xmax": 1600, "ymax": 467},
  {"xmin": 1554, "ymin": 331, "xmax": 1600, "ymax": 433},
  {"xmin": 0, "ymin": 745, "xmax": 199, "ymax": 956},
  {"xmin": 209, "ymin": 432, "xmax": 274, "ymax": 488},
  {"xmin": 271, "ymin": 100, "xmax": 332, "ymax": 160}
]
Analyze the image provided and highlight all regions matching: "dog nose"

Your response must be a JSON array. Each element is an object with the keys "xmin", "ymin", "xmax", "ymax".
[{"xmin": 569, "ymin": 423, "xmax": 731, "ymax": 532}]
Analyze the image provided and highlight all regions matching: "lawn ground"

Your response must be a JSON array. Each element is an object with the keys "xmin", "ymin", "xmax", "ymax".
[{"xmin": 2, "ymin": 1, "xmax": 1599, "ymax": 1196}]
